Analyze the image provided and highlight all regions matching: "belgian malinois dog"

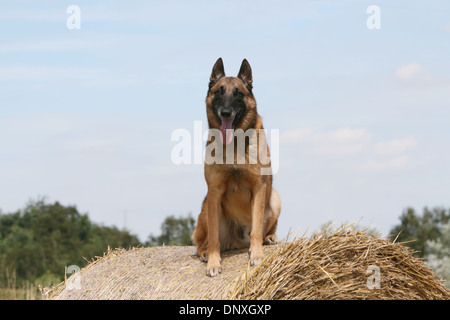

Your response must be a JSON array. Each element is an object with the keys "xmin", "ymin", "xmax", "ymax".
[{"xmin": 192, "ymin": 58, "xmax": 281, "ymax": 277}]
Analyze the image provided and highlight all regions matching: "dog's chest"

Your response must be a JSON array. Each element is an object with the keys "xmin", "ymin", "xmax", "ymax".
[
  {"xmin": 228, "ymin": 168, "xmax": 243, "ymax": 191},
  {"xmin": 221, "ymin": 168, "xmax": 253, "ymax": 221},
  {"xmin": 223, "ymin": 167, "xmax": 250, "ymax": 191}
]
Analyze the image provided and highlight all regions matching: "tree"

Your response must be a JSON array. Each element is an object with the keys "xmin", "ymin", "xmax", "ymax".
[
  {"xmin": 390, "ymin": 207, "xmax": 450, "ymax": 258},
  {"xmin": 147, "ymin": 214, "xmax": 196, "ymax": 246},
  {"xmin": 425, "ymin": 222, "xmax": 450, "ymax": 288},
  {"xmin": 0, "ymin": 199, "xmax": 141, "ymax": 285}
]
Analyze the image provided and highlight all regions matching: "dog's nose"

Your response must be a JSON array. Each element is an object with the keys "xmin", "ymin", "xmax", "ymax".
[{"xmin": 220, "ymin": 108, "xmax": 232, "ymax": 118}]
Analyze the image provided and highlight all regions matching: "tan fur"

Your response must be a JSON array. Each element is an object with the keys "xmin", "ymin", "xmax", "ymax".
[{"xmin": 192, "ymin": 58, "xmax": 281, "ymax": 277}]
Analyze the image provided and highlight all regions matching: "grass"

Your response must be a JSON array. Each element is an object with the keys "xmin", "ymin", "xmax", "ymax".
[{"xmin": 0, "ymin": 270, "xmax": 40, "ymax": 300}]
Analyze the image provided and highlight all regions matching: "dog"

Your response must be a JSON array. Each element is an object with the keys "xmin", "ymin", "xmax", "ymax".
[{"xmin": 192, "ymin": 58, "xmax": 281, "ymax": 277}]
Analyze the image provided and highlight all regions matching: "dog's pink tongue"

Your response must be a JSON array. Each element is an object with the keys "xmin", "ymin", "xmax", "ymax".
[{"xmin": 220, "ymin": 117, "xmax": 234, "ymax": 145}]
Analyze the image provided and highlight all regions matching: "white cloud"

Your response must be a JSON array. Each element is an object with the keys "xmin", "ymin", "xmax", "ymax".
[
  {"xmin": 359, "ymin": 156, "xmax": 409, "ymax": 174},
  {"xmin": 280, "ymin": 127, "xmax": 418, "ymax": 173},
  {"xmin": 281, "ymin": 127, "xmax": 371, "ymax": 157},
  {"xmin": 393, "ymin": 63, "xmax": 442, "ymax": 85},
  {"xmin": 372, "ymin": 137, "xmax": 418, "ymax": 157}
]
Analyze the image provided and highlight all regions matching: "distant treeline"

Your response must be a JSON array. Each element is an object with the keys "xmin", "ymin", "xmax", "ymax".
[{"xmin": 0, "ymin": 199, "xmax": 141, "ymax": 286}]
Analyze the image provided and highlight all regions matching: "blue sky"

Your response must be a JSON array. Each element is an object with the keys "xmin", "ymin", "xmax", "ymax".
[{"xmin": 1, "ymin": 0, "xmax": 450, "ymax": 242}]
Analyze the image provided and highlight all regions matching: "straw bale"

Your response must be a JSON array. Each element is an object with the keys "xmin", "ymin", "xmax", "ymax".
[{"xmin": 44, "ymin": 226, "xmax": 450, "ymax": 300}]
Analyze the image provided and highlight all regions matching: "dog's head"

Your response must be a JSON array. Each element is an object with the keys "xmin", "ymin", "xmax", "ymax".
[{"xmin": 206, "ymin": 58, "xmax": 257, "ymax": 144}]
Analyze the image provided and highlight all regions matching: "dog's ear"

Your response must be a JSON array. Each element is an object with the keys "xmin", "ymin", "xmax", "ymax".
[
  {"xmin": 209, "ymin": 58, "xmax": 225, "ymax": 89},
  {"xmin": 237, "ymin": 59, "xmax": 253, "ymax": 91}
]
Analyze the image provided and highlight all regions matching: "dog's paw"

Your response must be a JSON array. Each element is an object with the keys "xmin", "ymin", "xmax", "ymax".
[
  {"xmin": 250, "ymin": 256, "xmax": 263, "ymax": 266},
  {"xmin": 249, "ymin": 247, "xmax": 264, "ymax": 266},
  {"xmin": 198, "ymin": 251, "xmax": 208, "ymax": 262},
  {"xmin": 206, "ymin": 263, "xmax": 222, "ymax": 277},
  {"xmin": 264, "ymin": 234, "xmax": 280, "ymax": 245},
  {"xmin": 206, "ymin": 253, "xmax": 222, "ymax": 277}
]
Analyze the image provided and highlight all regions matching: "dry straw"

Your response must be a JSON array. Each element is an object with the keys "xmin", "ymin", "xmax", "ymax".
[{"xmin": 44, "ymin": 225, "xmax": 450, "ymax": 300}]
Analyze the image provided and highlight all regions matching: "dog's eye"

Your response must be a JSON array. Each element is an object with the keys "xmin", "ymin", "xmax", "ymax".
[
  {"xmin": 234, "ymin": 88, "xmax": 244, "ymax": 99},
  {"xmin": 214, "ymin": 86, "xmax": 225, "ymax": 95}
]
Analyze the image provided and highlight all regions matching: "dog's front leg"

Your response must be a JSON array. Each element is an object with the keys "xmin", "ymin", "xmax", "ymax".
[
  {"xmin": 206, "ymin": 188, "xmax": 222, "ymax": 277},
  {"xmin": 249, "ymin": 183, "xmax": 266, "ymax": 266}
]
